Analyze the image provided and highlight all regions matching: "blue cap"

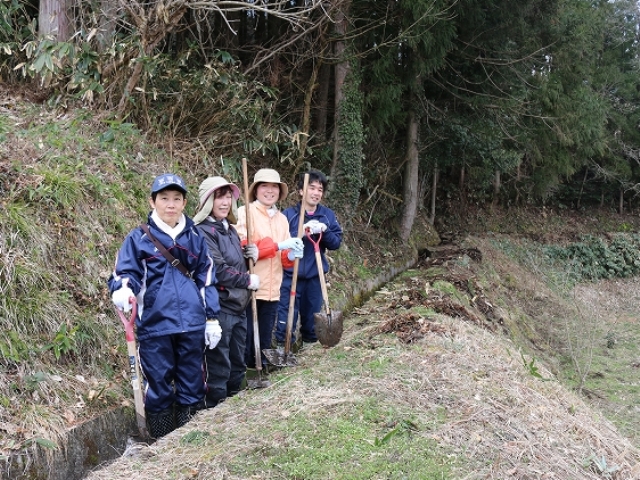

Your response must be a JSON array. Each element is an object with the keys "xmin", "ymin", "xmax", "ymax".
[{"xmin": 151, "ymin": 173, "xmax": 187, "ymax": 195}]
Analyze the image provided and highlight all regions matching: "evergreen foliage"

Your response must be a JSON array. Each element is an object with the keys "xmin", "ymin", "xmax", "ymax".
[{"xmin": 1, "ymin": 0, "xmax": 640, "ymax": 219}]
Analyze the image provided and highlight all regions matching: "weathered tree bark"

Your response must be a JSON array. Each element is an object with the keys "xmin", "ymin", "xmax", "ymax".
[
  {"xmin": 400, "ymin": 108, "xmax": 420, "ymax": 242},
  {"xmin": 38, "ymin": 0, "xmax": 70, "ymax": 40}
]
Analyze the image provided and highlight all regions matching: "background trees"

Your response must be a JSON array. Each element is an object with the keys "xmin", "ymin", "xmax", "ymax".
[{"xmin": 2, "ymin": 0, "xmax": 640, "ymax": 236}]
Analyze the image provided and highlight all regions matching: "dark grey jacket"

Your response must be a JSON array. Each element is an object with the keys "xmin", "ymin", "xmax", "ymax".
[{"xmin": 196, "ymin": 218, "xmax": 252, "ymax": 315}]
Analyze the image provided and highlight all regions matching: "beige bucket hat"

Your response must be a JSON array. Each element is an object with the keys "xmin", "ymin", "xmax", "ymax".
[
  {"xmin": 193, "ymin": 176, "xmax": 241, "ymax": 225},
  {"xmin": 248, "ymin": 168, "xmax": 289, "ymax": 202}
]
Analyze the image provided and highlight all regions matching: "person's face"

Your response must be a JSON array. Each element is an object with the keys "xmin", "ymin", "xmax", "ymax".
[
  {"xmin": 301, "ymin": 180, "xmax": 324, "ymax": 210},
  {"xmin": 149, "ymin": 189, "xmax": 186, "ymax": 227},
  {"xmin": 256, "ymin": 182, "xmax": 280, "ymax": 207},
  {"xmin": 212, "ymin": 189, "xmax": 233, "ymax": 220}
]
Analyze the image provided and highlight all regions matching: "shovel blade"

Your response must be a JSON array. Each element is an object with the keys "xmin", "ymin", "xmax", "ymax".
[
  {"xmin": 263, "ymin": 348, "xmax": 298, "ymax": 367},
  {"xmin": 247, "ymin": 378, "xmax": 271, "ymax": 389},
  {"xmin": 314, "ymin": 310, "xmax": 344, "ymax": 348}
]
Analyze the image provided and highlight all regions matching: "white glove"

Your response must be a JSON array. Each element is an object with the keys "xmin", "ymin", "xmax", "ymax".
[
  {"xmin": 304, "ymin": 220, "xmax": 327, "ymax": 234},
  {"xmin": 112, "ymin": 286, "xmax": 135, "ymax": 313},
  {"xmin": 288, "ymin": 248, "xmax": 304, "ymax": 261},
  {"xmin": 278, "ymin": 237, "xmax": 303, "ymax": 252},
  {"xmin": 243, "ymin": 244, "xmax": 259, "ymax": 264},
  {"xmin": 204, "ymin": 319, "xmax": 222, "ymax": 349},
  {"xmin": 248, "ymin": 274, "xmax": 260, "ymax": 290}
]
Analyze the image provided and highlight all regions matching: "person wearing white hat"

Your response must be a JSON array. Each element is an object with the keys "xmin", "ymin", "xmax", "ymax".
[
  {"xmin": 235, "ymin": 168, "xmax": 304, "ymax": 371},
  {"xmin": 108, "ymin": 173, "xmax": 222, "ymax": 438},
  {"xmin": 193, "ymin": 176, "xmax": 261, "ymax": 407}
]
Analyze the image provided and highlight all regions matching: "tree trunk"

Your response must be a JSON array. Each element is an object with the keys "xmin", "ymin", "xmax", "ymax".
[
  {"xmin": 98, "ymin": 0, "xmax": 119, "ymax": 52},
  {"xmin": 619, "ymin": 188, "xmax": 624, "ymax": 214},
  {"xmin": 330, "ymin": 1, "xmax": 350, "ymax": 178},
  {"xmin": 314, "ymin": 62, "xmax": 331, "ymax": 140},
  {"xmin": 459, "ymin": 164, "xmax": 466, "ymax": 205},
  {"xmin": 429, "ymin": 163, "xmax": 438, "ymax": 226},
  {"xmin": 492, "ymin": 169, "xmax": 501, "ymax": 206},
  {"xmin": 297, "ymin": 59, "xmax": 321, "ymax": 165},
  {"xmin": 39, "ymin": 0, "xmax": 70, "ymax": 40},
  {"xmin": 400, "ymin": 109, "xmax": 419, "ymax": 242}
]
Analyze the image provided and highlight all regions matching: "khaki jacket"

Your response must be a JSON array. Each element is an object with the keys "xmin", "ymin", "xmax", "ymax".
[{"xmin": 236, "ymin": 201, "xmax": 291, "ymax": 302}]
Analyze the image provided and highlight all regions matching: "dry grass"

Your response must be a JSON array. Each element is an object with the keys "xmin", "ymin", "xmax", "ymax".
[{"xmin": 86, "ymin": 259, "xmax": 640, "ymax": 480}]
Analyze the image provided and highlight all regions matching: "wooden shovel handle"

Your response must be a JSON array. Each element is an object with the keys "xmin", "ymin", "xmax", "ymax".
[
  {"xmin": 314, "ymin": 250, "xmax": 331, "ymax": 315},
  {"xmin": 242, "ymin": 158, "xmax": 262, "ymax": 372},
  {"xmin": 284, "ymin": 173, "xmax": 310, "ymax": 353}
]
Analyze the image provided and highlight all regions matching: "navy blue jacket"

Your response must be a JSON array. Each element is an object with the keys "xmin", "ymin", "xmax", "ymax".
[
  {"xmin": 196, "ymin": 218, "xmax": 252, "ymax": 315},
  {"xmin": 282, "ymin": 203, "xmax": 342, "ymax": 279},
  {"xmin": 108, "ymin": 214, "xmax": 221, "ymax": 341}
]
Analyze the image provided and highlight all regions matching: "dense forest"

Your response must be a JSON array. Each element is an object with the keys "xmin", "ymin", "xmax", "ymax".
[{"xmin": 3, "ymin": 0, "xmax": 640, "ymax": 238}]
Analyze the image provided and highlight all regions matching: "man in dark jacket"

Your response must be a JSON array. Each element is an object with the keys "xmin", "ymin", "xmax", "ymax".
[
  {"xmin": 108, "ymin": 173, "xmax": 222, "ymax": 438},
  {"xmin": 193, "ymin": 176, "xmax": 260, "ymax": 407},
  {"xmin": 274, "ymin": 169, "xmax": 343, "ymax": 348}
]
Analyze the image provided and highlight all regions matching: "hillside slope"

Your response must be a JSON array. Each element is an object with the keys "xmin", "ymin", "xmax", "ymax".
[
  {"xmin": 4, "ymin": 90, "xmax": 640, "ymax": 479},
  {"xmin": 85, "ymin": 236, "xmax": 640, "ymax": 479}
]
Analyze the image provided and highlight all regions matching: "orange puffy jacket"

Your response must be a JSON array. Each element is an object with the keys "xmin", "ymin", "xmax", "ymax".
[{"xmin": 235, "ymin": 201, "xmax": 294, "ymax": 302}]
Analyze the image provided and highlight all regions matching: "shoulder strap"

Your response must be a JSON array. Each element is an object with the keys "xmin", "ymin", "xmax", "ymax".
[{"xmin": 140, "ymin": 223, "xmax": 192, "ymax": 279}]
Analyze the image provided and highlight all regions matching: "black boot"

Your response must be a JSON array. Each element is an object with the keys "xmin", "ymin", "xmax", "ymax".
[
  {"xmin": 175, "ymin": 402, "xmax": 204, "ymax": 428},
  {"xmin": 147, "ymin": 408, "xmax": 175, "ymax": 439}
]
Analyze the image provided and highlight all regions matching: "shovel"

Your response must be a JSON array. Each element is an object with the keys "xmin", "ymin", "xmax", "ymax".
[
  {"xmin": 263, "ymin": 173, "xmax": 310, "ymax": 367},
  {"xmin": 115, "ymin": 298, "xmax": 149, "ymax": 438},
  {"xmin": 242, "ymin": 158, "xmax": 271, "ymax": 389},
  {"xmin": 307, "ymin": 230, "xmax": 344, "ymax": 347}
]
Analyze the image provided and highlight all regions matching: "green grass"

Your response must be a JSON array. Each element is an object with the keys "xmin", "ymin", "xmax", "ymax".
[
  {"xmin": 233, "ymin": 406, "xmax": 451, "ymax": 480},
  {"xmin": 224, "ymin": 347, "xmax": 458, "ymax": 480}
]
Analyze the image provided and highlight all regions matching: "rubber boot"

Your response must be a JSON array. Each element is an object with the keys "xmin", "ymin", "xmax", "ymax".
[
  {"xmin": 147, "ymin": 408, "xmax": 175, "ymax": 439},
  {"xmin": 175, "ymin": 402, "xmax": 204, "ymax": 428}
]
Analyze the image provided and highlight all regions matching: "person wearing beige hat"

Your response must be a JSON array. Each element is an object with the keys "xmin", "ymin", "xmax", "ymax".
[
  {"xmin": 235, "ymin": 168, "xmax": 304, "ymax": 371},
  {"xmin": 193, "ymin": 176, "xmax": 261, "ymax": 407}
]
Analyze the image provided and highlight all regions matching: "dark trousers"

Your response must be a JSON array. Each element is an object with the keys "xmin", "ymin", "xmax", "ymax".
[
  {"xmin": 204, "ymin": 310, "xmax": 247, "ymax": 407},
  {"xmin": 275, "ymin": 273, "xmax": 322, "ymax": 344},
  {"xmin": 245, "ymin": 299, "xmax": 278, "ymax": 368},
  {"xmin": 139, "ymin": 330, "xmax": 205, "ymax": 413}
]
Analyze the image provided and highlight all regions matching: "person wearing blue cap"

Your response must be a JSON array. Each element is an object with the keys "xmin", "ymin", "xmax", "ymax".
[{"xmin": 108, "ymin": 173, "xmax": 222, "ymax": 438}]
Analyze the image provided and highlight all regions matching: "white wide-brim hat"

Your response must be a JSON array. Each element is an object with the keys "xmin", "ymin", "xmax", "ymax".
[
  {"xmin": 193, "ymin": 176, "xmax": 241, "ymax": 224},
  {"xmin": 248, "ymin": 168, "xmax": 288, "ymax": 202}
]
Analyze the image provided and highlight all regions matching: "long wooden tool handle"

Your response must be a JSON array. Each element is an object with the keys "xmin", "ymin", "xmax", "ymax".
[
  {"xmin": 127, "ymin": 339, "xmax": 148, "ymax": 437},
  {"xmin": 117, "ymin": 300, "xmax": 147, "ymax": 437},
  {"xmin": 314, "ymin": 250, "xmax": 331, "ymax": 315},
  {"xmin": 242, "ymin": 158, "xmax": 262, "ymax": 373},
  {"xmin": 284, "ymin": 173, "xmax": 309, "ymax": 354}
]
